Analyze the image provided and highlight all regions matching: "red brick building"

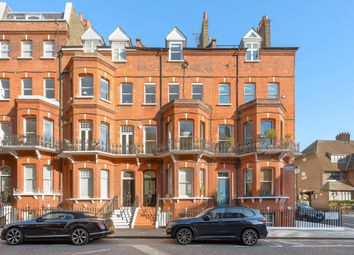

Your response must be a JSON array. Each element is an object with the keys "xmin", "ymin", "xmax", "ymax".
[{"xmin": 0, "ymin": 4, "xmax": 299, "ymax": 228}]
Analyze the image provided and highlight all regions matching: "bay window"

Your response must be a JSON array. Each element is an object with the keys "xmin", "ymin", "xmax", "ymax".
[
  {"xmin": 245, "ymin": 169, "xmax": 253, "ymax": 196},
  {"xmin": 100, "ymin": 122, "xmax": 109, "ymax": 151},
  {"xmin": 260, "ymin": 168, "xmax": 273, "ymax": 196},
  {"xmin": 24, "ymin": 165, "xmax": 36, "ymax": 193},
  {"xmin": 100, "ymin": 79, "xmax": 109, "ymax": 101},
  {"xmin": 80, "ymin": 76, "xmax": 93, "ymax": 97},
  {"xmin": 244, "ymin": 122, "xmax": 253, "ymax": 143},
  {"xmin": 218, "ymin": 125, "xmax": 232, "ymax": 153},
  {"xmin": 179, "ymin": 120, "xmax": 193, "ymax": 150},
  {"xmin": 43, "ymin": 119, "xmax": 54, "ymax": 148}
]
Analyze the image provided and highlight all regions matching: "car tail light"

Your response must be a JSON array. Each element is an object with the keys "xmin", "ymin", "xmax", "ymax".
[
  {"xmin": 259, "ymin": 218, "xmax": 267, "ymax": 224},
  {"xmin": 98, "ymin": 221, "xmax": 107, "ymax": 230}
]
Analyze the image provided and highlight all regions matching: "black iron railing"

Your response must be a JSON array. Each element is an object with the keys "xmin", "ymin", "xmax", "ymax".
[{"xmin": 0, "ymin": 135, "xmax": 59, "ymax": 150}]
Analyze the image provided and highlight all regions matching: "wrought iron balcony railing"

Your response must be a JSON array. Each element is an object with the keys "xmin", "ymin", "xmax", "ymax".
[
  {"xmin": 236, "ymin": 137, "xmax": 300, "ymax": 154},
  {"xmin": 0, "ymin": 135, "xmax": 59, "ymax": 150}
]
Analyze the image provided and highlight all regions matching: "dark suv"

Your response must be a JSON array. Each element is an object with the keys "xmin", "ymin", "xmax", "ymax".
[{"xmin": 166, "ymin": 206, "xmax": 267, "ymax": 246}]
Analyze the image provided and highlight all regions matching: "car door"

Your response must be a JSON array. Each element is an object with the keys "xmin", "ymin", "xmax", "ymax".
[
  {"xmin": 194, "ymin": 207, "xmax": 226, "ymax": 238},
  {"xmin": 223, "ymin": 207, "xmax": 248, "ymax": 237},
  {"xmin": 27, "ymin": 212, "xmax": 70, "ymax": 237}
]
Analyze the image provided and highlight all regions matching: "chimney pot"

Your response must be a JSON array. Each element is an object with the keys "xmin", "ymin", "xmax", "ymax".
[
  {"xmin": 336, "ymin": 132, "xmax": 351, "ymax": 143},
  {"xmin": 136, "ymin": 38, "xmax": 143, "ymax": 47}
]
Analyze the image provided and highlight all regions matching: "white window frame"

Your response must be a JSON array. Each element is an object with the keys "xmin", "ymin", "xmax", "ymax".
[
  {"xmin": 44, "ymin": 78, "xmax": 55, "ymax": 99},
  {"xmin": 144, "ymin": 83, "xmax": 156, "ymax": 104},
  {"xmin": 244, "ymin": 83, "xmax": 255, "ymax": 103},
  {"xmin": 179, "ymin": 168, "xmax": 193, "ymax": 197},
  {"xmin": 0, "ymin": 79, "xmax": 10, "ymax": 99},
  {"xmin": 84, "ymin": 40, "xmax": 99, "ymax": 53},
  {"xmin": 80, "ymin": 121, "xmax": 93, "ymax": 150},
  {"xmin": 43, "ymin": 41, "xmax": 55, "ymax": 58},
  {"xmin": 260, "ymin": 168, "xmax": 273, "ymax": 196},
  {"xmin": 143, "ymin": 126, "xmax": 157, "ymax": 154},
  {"xmin": 268, "ymin": 83, "xmax": 279, "ymax": 99},
  {"xmin": 100, "ymin": 122, "xmax": 109, "ymax": 151},
  {"xmin": 43, "ymin": 118, "xmax": 54, "ymax": 148},
  {"xmin": 245, "ymin": 42, "xmax": 259, "ymax": 61},
  {"xmin": 21, "ymin": 41, "xmax": 32, "ymax": 58},
  {"xmin": 218, "ymin": 84, "xmax": 231, "ymax": 105},
  {"xmin": 24, "ymin": 165, "xmax": 36, "ymax": 193},
  {"xmin": 192, "ymin": 83, "xmax": 203, "ymax": 101},
  {"xmin": 80, "ymin": 76, "xmax": 93, "ymax": 97},
  {"xmin": 0, "ymin": 41, "xmax": 10, "ymax": 58},
  {"xmin": 100, "ymin": 79, "xmax": 109, "ymax": 101},
  {"xmin": 43, "ymin": 165, "xmax": 53, "ymax": 193},
  {"xmin": 168, "ymin": 83, "xmax": 180, "ymax": 102},
  {"xmin": 100, "ymin": 169, "xmax": 109, "ymax": 198},
  {"xmin": 79, "ymin": 169, "xmax": 93, "ymax": 198},
  {"xmin": 22, "ymin": 78, "xmax": 32, "ymax": 96},
  {"xmin": 111, "ymin": 42, "xmax": 127, "ymax": 62},
  {"xmin": 244, "ymin": 168, "xmax": 253, "ymax": 196},
  {"xmin": 169, "ymin": 42, "xmax": 183, "ymax": 61},
  {"xmin": 120, "ymin": 83, "xmax": 133, "ymax": 104}
]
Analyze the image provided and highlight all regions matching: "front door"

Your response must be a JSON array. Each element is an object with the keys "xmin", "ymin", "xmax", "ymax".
[
  {"xmin": 217, "ymin": 172, "xmax": 230, "ymax": 206},
  {"xmin": 143, "ymin": 171, "xmax": 156, "ymax": 206},
  {"xmin": 121, "ymin": 126, "xmax": 134, "ymax": 154},
  {"xmin": 0, "ymin": 167, "xmax": 11, "ymax": 203},
  {"xmin": 122, "ymin": 171, "xmax": 135, "ymax": 206}
]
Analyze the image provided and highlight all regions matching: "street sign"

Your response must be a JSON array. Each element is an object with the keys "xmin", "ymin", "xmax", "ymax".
[{"xmin": 325, "ymin": 212, "xmax": 339, "ymax": 220}]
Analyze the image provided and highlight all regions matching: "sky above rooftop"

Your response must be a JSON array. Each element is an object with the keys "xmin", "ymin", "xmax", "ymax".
[{"xmin": 4, "ymin": 0, "xmax": 354, "ymax": 149}]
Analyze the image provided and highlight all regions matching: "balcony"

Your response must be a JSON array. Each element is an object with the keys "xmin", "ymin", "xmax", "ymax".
[
  {"xmin": 237, "ymin": 137, "xmax": 300, "ymax": 154},
  {"xmin": 0, "ymin": 135, "xmax": 59, "ymax": 152}
]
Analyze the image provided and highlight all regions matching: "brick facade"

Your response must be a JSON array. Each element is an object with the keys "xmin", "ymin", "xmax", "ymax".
[{"xmin": 0, "ymin": 3, "xmax": 298, "ymax": 219}]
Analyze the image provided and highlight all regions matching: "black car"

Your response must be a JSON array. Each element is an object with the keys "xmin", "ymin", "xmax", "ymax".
[
  {"xmin": 1, "ymin": 211, "xmax": 114, "ymax": 245},
  {"xmin": 166, "ymin": 206, "xmax": 268, "ymax": 246},
  {"xmin": 295, "ymin": 204, "xmax": 325, "ymax": 222}
]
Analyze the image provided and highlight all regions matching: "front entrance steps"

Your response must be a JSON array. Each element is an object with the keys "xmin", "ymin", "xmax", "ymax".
[
  {"xmin": 111, "ymin": 207, "xmax": 134, "ymax": 229},
  {"xmin": 134, "ymin": 207, "xmax": 157, "ymax": 229}
]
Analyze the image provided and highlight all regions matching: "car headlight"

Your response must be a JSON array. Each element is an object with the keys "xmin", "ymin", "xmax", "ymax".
[{"xmin": 167, "ymin": 221, "xmax": 177, "ymax": 228}]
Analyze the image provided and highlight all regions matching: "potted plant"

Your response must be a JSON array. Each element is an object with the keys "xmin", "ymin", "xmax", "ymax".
[
  {"xmin": 265, "ymin": 128, "xmax": 276, "ymax": 148},
  {"xmin": 284, "ymin": 133, "xmax": 293, "ymax": 149}
]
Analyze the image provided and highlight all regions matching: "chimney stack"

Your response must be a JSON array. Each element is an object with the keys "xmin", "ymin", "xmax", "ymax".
[
  {"xmin": 257, "ymin": 15, "xmax": 271, "ymax": 48},
  {"xmin": 136, "ymin": 38, "xmax": 144, "ymax": 48},
  {"xmin": 198, "ymin": 11, "xmax": 209, "ymax": 48},
  {"xmin": 336, "ymin": 132, "xmax": 351, "ymax": 143}
]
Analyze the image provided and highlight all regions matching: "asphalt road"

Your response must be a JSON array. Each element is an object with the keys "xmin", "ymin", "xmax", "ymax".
[
  {"xmin": 1, "ymin": 238, "xmax": 354, "ymax": 255},
  {"xmin": 343, "ymin": 214, "xmax": 354, "ymax": 229}
]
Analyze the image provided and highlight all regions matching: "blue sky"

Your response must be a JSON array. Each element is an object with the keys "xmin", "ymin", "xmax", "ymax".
[{"xmin": 4, "ymin": 0, "xmax": 354, "ymax": 149}]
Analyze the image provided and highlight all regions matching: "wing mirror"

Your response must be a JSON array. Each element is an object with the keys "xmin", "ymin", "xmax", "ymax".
[
  {"xmin": 202, "ymin": 214, "xmax": 210, "ymax": 221},
  {"xmin": 36, "ymin": 217, "xmax": 45, "ymax": 222}
]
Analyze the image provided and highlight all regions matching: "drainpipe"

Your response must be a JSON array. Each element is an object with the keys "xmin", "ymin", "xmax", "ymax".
[
  {"xmin": 58, "ymin": 49, "xmax": 63, "ymax": 206},
  {"xmin": 234, "ymin": 46, "xmax": 240, "ymax": 206}
]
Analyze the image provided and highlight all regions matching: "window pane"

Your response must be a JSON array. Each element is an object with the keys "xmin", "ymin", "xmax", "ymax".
[
  {"xmin": 145, "ymin": 126, "xmax": 157, "ymax": 140},
  {"xmin": 179, "ymin": 121, "xmax": 193, "ymax": 137},
  {"xmin": 122, "ymin": 83, "xmax": 132, "ymax": 93},
  {"xmin": 261, "ymin": 120, "xmax": 273, "ymax": 134},
  {"xmin": 218, "ymin": 126, "xmax": 232, "ymax": 141},
  {"xmin": 244, "ymin": 122, "xmax": 253, "ymax": 142},
  {"xmin": 23, "ymin": 78, "xmax": 32, "ymax": 95},
  {"xmin": 81, "ymin": 76, "xmax": 93, "ymax": 96},
  {"xmin": 268, "ymin": 83, "xmax": 279, "ymax": 99},
  {"xmin": 170, "ymin": 52, "xmax": 182, "ymax": 60},
  {"xmin": 100, "ymin": 79, "xmax": 109, "ymax": 100},
  {"xmin": 45, "ymin": 79, "xmax": 55, "ymax": 99},
  {"xmin": 244, "ymin": 83, "xmax": 255, "ymax": 103},
  {"xmin": 0, "ymin": 79, "xmax": 9, "ymax": 99}
]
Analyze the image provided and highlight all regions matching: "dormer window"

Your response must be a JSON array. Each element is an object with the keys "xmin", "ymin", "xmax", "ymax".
[
  {"xmin": 112, "ymin": 42, "xmax": 126, "ymax": 61},
  {"xmin": 81, "ymin": 27, "xmax": 104, "ymax": 53},
  {"xmin": 169, "ymin": 42, "xmax": 183, "ymax": 61},
  {"xmin": 245, "ymin": 42, "xmax": 259, "ymax": 61},
  {"xmin": 84, "ymin": 41, "xmax": 100, "ymax": 53},
  {"xmin": 166, "ymin": 27, "xmax": 186, "ymax": 62},
  {"xmin": 241, "ymin": 28, "xmax": 262, "ymax": 62},
  {"xmin": 108, "ymin": 27, "xmax": 131, "ymax": 62}
]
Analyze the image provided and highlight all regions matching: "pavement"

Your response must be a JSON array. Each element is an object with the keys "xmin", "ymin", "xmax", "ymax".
[
  {"xmin": 342, "ymin": 214, "xmax": 354, "ymax": 229},
  {"xmin": 109, "ymin": 227, "xmax": 354, "ymax": 240},
  {"xmin": 2, "ymin": 238, "xmax": 354, "ymax": 255}
]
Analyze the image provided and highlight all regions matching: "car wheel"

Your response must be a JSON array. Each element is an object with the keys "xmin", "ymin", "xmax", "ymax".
[
  {"xmin": 176, "ymin": 228, "xmax": 193, "ymax": 245},
  {"xmin": 71, "ymin": 228, "xmax": 89, "ymax": 245},
  {"xmin": 241, "ymin": 228, "xmax": 258, "ymax": 246},
  {"xmin": 5, "ymin": 228, "xmax": 23, "ymax": 245}
]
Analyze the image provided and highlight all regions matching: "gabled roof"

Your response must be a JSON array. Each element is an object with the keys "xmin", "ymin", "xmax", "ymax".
[
  {"xmin": 81, "ymin": 27, "xmax": 104, "ymax": 43},
  {"xmin": 166, "ymin": 27, "xmax": 187, "ymax": 47},
  {"xmin": 242, "ymin": 28, "xmax": 262, "ymax": 40},
  {"xmin": 108, "ymin": 26, "xmax": 132, "ymax": 46}
]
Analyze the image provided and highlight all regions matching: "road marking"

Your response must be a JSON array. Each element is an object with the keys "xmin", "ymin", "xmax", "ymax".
[
  {"xmin": 276, "ymin": 240, "xmax": 302, "ymax": 246},
  {"xmin": 73, "ymin": 248, "xmax": 111, "ymax": 255},
  {"xmin": 269, "ymin": 244, "xmax": 283, "ymax": 248},
  {"xmin": 292, "ymin": 244, "xmax": 354, "ymax": 248},
  {"xmin": 131, "ymin": 245, "xmax": 170, "ymax": 255}
]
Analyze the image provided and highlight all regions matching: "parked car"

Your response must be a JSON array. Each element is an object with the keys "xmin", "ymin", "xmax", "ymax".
[
  {"xmin": 295, "ymin": 204, "xmax": 325, "ymax": 222},
  {"xmin": 1, "ymin": 211, "xmax": 114, "ymax": 245},
  {"xmin": 166, "ymin": 206, "xmax": 268, "ymax": 246}
]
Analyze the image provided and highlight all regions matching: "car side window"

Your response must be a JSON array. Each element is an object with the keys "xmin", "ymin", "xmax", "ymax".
[
  {"xmin": 43, "ymin": 213, "xmax": 73, "ymax": 220},
  {"xmin": 225, "ymin": 208, "xmax": 246, "ymax": 218},
  {"xmin": 209, "ymin": 208, "xmax": 225, "ymax": 219},
  {"xmin": 243, "ymin": 209, "xmax": 255, "ymax": 217}
]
